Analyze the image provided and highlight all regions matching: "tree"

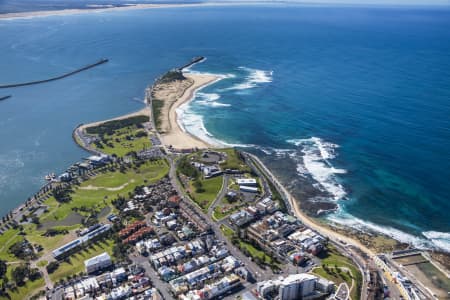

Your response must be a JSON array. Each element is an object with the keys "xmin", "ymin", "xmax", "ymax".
[
  {"xmin": 46, "ymin": 261, "xmax": 60, "ymax": 274},
  {"xmin": 31, "ymin": 216, "xmax": 40, "ymax": 225},
  {"xmin": 12, "ymin": 264, "xmax": 29, "ymax": 286},
  {"xmin": 0, "ymin": 260, "xmax": 7, "ymax": 279}
]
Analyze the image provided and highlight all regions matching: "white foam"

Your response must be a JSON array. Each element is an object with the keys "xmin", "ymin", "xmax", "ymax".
[
  {"xmin": 328, "ymin": 211, "xmax": 450, "ymax": 252},
  {"xmin": 225, "ymin": 67, "xmax": 273, "ymax": 91},
  {"xmin": 422, "ymin": 231, "xmax": 450, "ymax": 252},
  {"xmin": 287, "ymin": 137, "xmax": 347, "ymax": 201},
  {"xmin": 196, "ymin": 92, "xmax": 231, "ymax": 107},
  {"xmin": 175, "ymin": 72, "xmax": 253, "ymax": 149}
]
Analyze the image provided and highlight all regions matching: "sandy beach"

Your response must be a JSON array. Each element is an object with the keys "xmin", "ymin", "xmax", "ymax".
[
  {"xmin": 157, "ymin": 73, "xmax": 219, "ymax": 149},
  {"xmin": 0, "ymin": 4, "xmax": 202, "ymax": 20}
]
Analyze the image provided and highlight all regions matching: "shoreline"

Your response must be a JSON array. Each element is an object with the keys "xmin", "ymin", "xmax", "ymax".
[
  {"xmin": 0, "ymin": 3, "xmax": 201, "ymax": 20},
  {"xmin": 246, "ymin": 153, "xmax": 376, "ymax": 257},
  {"xmin": 77, "ymin": 106, "xmax": 150, "ymax": 133},
  {"xmin": 158, "ymin": 73, "xmax": 220, "ymax": 149}
]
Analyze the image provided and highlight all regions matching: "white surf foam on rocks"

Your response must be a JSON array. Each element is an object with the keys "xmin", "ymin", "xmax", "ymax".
[{"xmin": 287, "ymin": 137, "xmax": 347, "ymax": 200}]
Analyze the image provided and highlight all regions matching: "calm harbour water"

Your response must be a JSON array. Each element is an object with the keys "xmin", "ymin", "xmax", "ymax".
[{"xmin": 1, "ymin": 4, "xmax": 449, "ymax": 251}]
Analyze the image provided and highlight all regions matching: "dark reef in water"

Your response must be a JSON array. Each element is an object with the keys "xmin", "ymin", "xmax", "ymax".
[{"xmin": 253, "ymin": 149, "xmax": 339, "ymax": 217}]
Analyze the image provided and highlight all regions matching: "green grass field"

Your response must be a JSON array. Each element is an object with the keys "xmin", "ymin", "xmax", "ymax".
[
  {"xmin": 312, "ymin": 246, "xmax": 362, "ymax": 300},
  {"xmin": 2, "ymin": 277, "xmax": 45, "ymax": 300},
  {"xmin": 190, "ymin": 176, "xmax": 223, "ymax": 211},
  {"xmin": 220, "ymin": 224, "xmax": 235, "ymax": 239},
  {"xmin": 49, "ymin": 239, "xmax": 114, "ymax": 283},
  {"xmin": 93, "ymin": 126, "xmax": 152, "ymax": 157},
  {"xmin": 219, "ymin": 149, "xmax": 251, "ymax": 172},
  {"xmin": 40, "ymin": 159, "xmax": 169, "ymax": 223},
  {"xmin": 0, "ymin": 228, "xmax": 24, "ymax": 261}
]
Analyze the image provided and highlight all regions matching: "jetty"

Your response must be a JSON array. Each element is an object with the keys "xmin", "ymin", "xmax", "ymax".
[{"xmin": 0, "ymin": 58, "xmax": 108, "ymax": 89}]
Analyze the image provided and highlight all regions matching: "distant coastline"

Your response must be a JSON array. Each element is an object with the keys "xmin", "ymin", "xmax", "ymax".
[{"xmin": 0, "ymin": 3, "xmax": 201, "ymax": 20}]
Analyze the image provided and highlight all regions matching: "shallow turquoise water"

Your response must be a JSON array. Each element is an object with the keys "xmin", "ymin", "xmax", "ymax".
[{"xmin": 0, "ymin": 4, "xmax": 449, "ymax": 250}]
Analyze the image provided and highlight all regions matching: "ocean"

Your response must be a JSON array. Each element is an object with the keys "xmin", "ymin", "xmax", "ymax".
[{"xmin": 1, "ymin": 4, "xmax": 449, "ymax": 251}]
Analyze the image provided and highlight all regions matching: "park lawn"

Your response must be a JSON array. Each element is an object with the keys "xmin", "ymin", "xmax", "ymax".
[
  {"xmin": 22, "ymin": 224, "xmax": 78, "ymax": 253},
  {"xmin": 313, "ymin": 246, "xmax": 362, "ymax": 300},
  {"xmin": 0, "ymin": 228, "xmax": 24, "ymax": 261},
  {"xmin": 40, "ymin": 159, "xmax": 169, "ymax": 222},
  {"xmin": 239, "ymin": 240, "xmax": 267, "ymax": 261},
  {"xmin": 93, "ymin": 126, "xmax": 152, "ymax": 157},
  {"xmin": 190, "ymin": 176, "xmax": 223, "ymax": 211},
  {"xmin": 220, "ymin": 225, "xmax": 235, "ymax": 239},
  {"xmin": 37, "ymin": 260, "xmax": 48, "ymax": 267},
  {"xmin": 3, "ymin": 277, "xmax": 45, "ymax": 300},
  {"xmin": 219, "ymin": 148, "xmax": 250, "ymax": 172},
  {"xmin": 49, "ymin": 239, "xmax": 114, "ymax": 283},
  {"xmin": 213, "ymin": 203, "xmax": 241, "ymax": 220}
]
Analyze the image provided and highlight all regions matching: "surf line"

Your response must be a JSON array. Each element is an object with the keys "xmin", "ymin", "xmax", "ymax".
[{"xmin": 0, "ymin": 58, "xmax": 108, "ymax": 89}]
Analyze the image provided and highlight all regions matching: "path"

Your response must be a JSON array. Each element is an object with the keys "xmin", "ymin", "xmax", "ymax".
[
  {"xmin": 207, "ymin": 175, "xmax": 229, "ymax": 217},
  {"xmin": 78, "ymin": 179, "xmax": 134, "ymax": 191}
]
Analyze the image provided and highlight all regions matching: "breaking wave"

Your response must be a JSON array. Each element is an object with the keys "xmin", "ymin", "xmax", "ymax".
[
  {"xmin": 225, "ymin": 67, "xmax": 273, "ymax": 91},
  {"xmin": 196, "ymin": 92, "xmax": 231, "ymax": 108},
  {"xmin": 328, "ymin": 211, "xmax": 450, "ymax": 252},
  {"xmin": 422, "ymin": 231, "xmax": 450, "ymax": 252},
  {"xmin": 287, "ymin": 137, "xmax": 347, "ymax": 201}
]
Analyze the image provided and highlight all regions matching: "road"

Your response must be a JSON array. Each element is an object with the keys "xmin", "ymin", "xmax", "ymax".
[
  {"xmin": 130, "ymin": 253, "xmax": 173, "ymax": 300},
  {"xmin": 207, "ymin": 175, "xmax": 229, "ymax": 217}
]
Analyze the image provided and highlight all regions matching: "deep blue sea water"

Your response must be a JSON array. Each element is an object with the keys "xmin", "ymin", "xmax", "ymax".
[{"xmin": 1, "ymin": 4, "xmax": 449, "ymax": 251}]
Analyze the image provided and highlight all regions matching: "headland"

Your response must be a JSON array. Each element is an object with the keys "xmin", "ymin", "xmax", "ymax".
[{"xmin": 149, "ymin": 70, "xmax": 218, "ymax": 150}]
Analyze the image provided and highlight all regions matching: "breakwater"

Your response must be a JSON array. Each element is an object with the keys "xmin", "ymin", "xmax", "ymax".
[
  {"xmin": 178, "ymin": 56, "xmax": 205, "ymax": 71},
  {"xmin": 0, "ymin": 58, "xmax": 108, "ymax": 89},
  {"xmin": 0, "ymin": 95, "xmax": 11, "ymax": 101}
]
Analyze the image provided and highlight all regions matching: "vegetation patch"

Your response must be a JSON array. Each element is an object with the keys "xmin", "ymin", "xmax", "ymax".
[
  {"xmin": 88, "ymin": 117, "xmax": 151, "ymax": 157},
  {"xmin": 189, "ymin": 176, "xmax": 223, "ymax": 211},
  {"xmin": 312, "ymin": 245, "xmax": 362, "ymax": 300},
  {"xmin": 86, "ymin": 116, "xmax": 149, "ymax": 136},
  {"xmin": 219, "ymin": 149, "xmax": 250, "ymax": 172}
]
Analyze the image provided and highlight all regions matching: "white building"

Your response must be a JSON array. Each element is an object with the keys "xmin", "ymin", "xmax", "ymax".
[
  {"xmin": 257, "ymin": 274, "xmax": 333, "ymax": 300},
  {"xmin": 85, "ymin": 252, "xmax": 112, "ymax": 274},
  {"xmin": 236, "ymin": 178, "xmax": 257, "ymax": 186},
  {"xmin": 279, "ymin": 274, "xmax": 316, "ymax": 300}
]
